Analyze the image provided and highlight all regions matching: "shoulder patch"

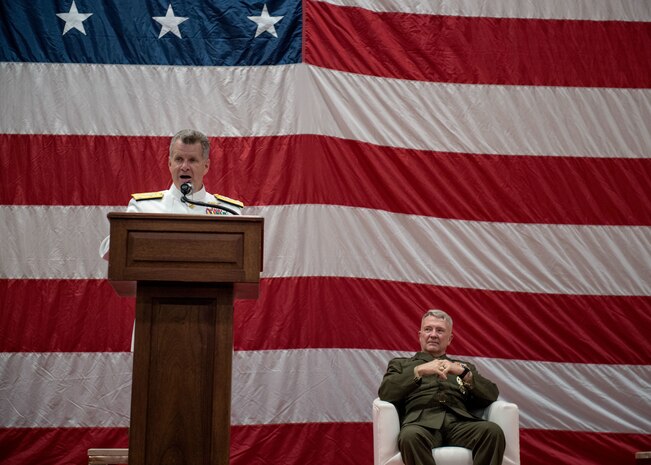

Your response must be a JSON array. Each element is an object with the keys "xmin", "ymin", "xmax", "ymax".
[
  {"xmin": 214, "ymin": 194, "xmax": 244, "ymax": 208},
  {"xmin": 131, "ymin": 191, "xmax": 164, "ymax": 201}
]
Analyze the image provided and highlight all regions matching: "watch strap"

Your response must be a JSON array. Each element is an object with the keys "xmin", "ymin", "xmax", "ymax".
[{"xmin": 459, "ymin": 365, "xmax": 471, "ymax": 380}]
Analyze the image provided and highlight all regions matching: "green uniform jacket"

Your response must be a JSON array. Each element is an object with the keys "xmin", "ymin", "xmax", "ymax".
[{"xmin": 378, "ymin": 352, "xmax": 499, "ymax": 430}]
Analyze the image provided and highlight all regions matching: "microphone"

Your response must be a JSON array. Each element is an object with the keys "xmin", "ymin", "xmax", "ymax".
[
  {"xmin": 180, "ymin": 182, "xmax": 192, "ymax": 196},
  {"xmin": 179, "ymin": 182, "xmax": 241, "ymax": 215}
]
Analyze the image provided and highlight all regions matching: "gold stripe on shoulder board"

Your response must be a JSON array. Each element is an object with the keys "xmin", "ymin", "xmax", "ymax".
[
  {"xmin": 131, "ymin": 191, "xmax": 164, "ymax": 201},
  {"xmin": 214, "ymin": 194, "xmax": 244, "ymax": 208}
]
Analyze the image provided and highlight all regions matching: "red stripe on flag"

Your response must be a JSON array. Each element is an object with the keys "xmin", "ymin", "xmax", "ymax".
[
  {"xmin": 2, "ymin": 425, "xmax": 649, "ymax": 465},
  {"xmin": 304, "ymin": 1, "xmax": 651, "ymax": 88},
  {"xmin": 220, "ymin": 136, "xmax": 651, "ymax": 225},
  {"xmin": 4, "ymin": 134, "xmax": 650, "ymax": 226},
  {"xmin": 520, "ymin": 429, "xmax": 651, "ymax": 465},
  {"xmin": 0, "ymin": 427, "xmax": 128, "ymax": 465},
  {"xmin": 234, "ymin": 277, "xmax": 651, "ymax": 365},
  {"xmin": 231, "ymin": 423, "xmax": 373, "ymax": 465},
  {"xmin": 0, "ymin": 279, "xmax": 134, "ymax": 352},
  {"xmin": 3, "ymin": 278, "xmax": 649, "ymax": 365},
  {"xmin": 0, "ymin": 424, "xmax": 372, "ymax": 465},
  {"xmin": 0, "ymin": 134, "xmax": 170, "ymax": 206}
]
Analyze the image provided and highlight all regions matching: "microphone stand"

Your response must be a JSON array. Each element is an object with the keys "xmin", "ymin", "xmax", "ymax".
[{"xmin": 180, "ymin": 183, "xmax": 241, "ymax": 216}]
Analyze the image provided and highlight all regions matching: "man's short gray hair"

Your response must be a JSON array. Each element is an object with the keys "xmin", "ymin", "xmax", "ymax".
[
  {"xmin": 169, "ymin": 129, "xmax": 210, "ymax": 159},
  {"xmin": 422, "ymin": 309, "xmax": 453, "ymax": 331}
]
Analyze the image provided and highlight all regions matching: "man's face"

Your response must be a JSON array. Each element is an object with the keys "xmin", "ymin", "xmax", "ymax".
[
  {"xmin": 168, "ymin": 140, "xmax": 210, "ymax": 191},
  {"xmin": 418, "ymin": 315, "xmax": 453, "ymax": 356}
]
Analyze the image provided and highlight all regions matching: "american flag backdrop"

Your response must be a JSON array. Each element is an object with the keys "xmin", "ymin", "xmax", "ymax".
[{"xmin": 1, "ymin": 0, "xmax": 651, "ymax": 464}]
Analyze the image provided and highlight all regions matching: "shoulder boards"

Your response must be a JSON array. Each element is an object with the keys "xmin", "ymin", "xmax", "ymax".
[
  {"xmin": 131, "ymin": 191, "xmax": 164, "ymax": 201},
  {"xmin": 214, "ymin": 194, "xmax": 244, "ymax": 208}
]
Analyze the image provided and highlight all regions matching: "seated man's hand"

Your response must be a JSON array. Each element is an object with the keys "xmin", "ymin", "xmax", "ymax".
[{"xmin": 415, "ymin": 360, "xmax": 465, "ymax": 380}]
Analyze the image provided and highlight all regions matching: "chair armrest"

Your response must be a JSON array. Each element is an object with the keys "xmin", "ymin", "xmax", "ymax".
[
  {"xmin": 373, "ymin": 398, "xmax": 401, "ymax": 465},
  {"xmin": 482, "ymin": 400, "xmax": 520, "ymax": 465}
]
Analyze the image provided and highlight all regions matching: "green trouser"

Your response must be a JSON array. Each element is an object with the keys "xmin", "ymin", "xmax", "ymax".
[{"xmin": 398, "ymin": 411, "xmax": 505, "ymax": 465}]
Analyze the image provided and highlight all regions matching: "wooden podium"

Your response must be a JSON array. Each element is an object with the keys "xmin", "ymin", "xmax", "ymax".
[{"xmin": 107, "ymin": 212, "xmax": 263, "ymax": 465}]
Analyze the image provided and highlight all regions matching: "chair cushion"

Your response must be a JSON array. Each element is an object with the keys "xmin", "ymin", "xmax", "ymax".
[
  {"xmin": 384, "ymin": 447, "xmax": 472, "ymax": 465},
  {"xmin": 433, "ymin": 447, "xmax": 473, "ymax": 465}
]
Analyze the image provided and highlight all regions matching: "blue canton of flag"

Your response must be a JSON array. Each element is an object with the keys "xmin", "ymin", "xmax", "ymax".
[{"xmin": 0, "ymin": 0, "xmax": 302, "ymax": 66}]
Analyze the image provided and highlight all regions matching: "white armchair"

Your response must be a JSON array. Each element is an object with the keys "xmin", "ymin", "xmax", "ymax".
[{"xmin": 372, "ymin": 398, "xmax": 520, "ymax": 465}]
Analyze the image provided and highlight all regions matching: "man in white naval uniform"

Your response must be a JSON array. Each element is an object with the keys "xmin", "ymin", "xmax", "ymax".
[
  {"xmin": 99, "ymin": 128, "xmax": 243, "ymax": 259},
  {"xmin": 99, "ymin": 129, "xmax": 243, "ymax": 350}
]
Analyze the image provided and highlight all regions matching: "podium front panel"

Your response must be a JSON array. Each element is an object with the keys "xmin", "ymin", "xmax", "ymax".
[{"xmin": 107, "ymin": 213, "xmax": 263, "ymax": 284}]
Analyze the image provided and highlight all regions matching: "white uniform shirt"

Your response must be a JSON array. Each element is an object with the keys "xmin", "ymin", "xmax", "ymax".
[{"xmin": 99, "ymin": 184, "xmax": 242, "ymax": 258}]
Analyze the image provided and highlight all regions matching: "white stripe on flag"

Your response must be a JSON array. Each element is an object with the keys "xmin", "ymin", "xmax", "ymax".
[
  {"xmin": 255, "ymin": 205, "xmax": 651, "ymax": 297},
  {"xmin": 314, "ymin": 0, "xmax": 651, "ymax": 22},
  {"xmin": 2, "ymin": 205, "xmax": 650, "ymax": 296},
  {"xmin": 0, "ymin": 205, "xmax": 120, "ymax": 280},
  {"xmin": 300, "ymin": 66, "xmax": 651, "ymax": 158},
  {"xmin": 0, "ymin": 352, "xmax": 133, "ymax": 428},
  {"xmin": 0, "ymin": 62, "xmax": 300, "ymax": 138},
  {"xmin": 1, "ymin": 350, "xmax": 649, "ymax": 433},
  {"xmin": 2, "ymin": 63, "xmax": 650, "ymax": 158}
]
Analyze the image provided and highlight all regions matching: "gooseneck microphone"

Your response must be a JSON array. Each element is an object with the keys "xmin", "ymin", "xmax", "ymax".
[{"xmin": 180, "ymin": 182, "xmax": 241, "ymax": 215}]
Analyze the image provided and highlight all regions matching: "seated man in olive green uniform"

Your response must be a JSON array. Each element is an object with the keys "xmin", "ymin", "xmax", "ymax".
[{"xmin": 378, "ymin": 309, "xmax": 505, "ymax": 465}]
